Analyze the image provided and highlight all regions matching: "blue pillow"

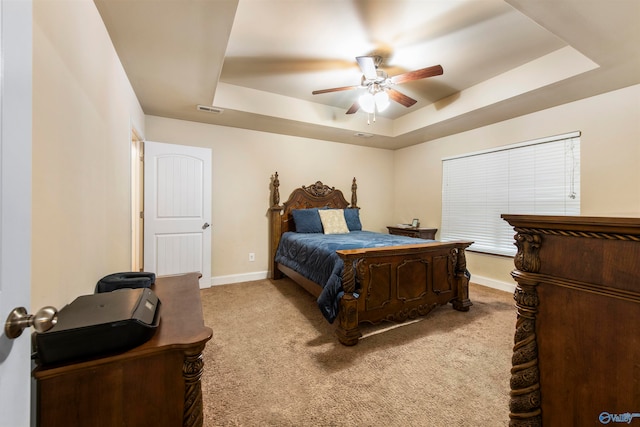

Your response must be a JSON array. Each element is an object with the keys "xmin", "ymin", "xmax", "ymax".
[
  {"xmin": 344, "ymin": 208, "xmax": 362, "ymax": 231},
  {"xmin": 291, "ymin": 208, "xmax": 323, "ymax": 233}
]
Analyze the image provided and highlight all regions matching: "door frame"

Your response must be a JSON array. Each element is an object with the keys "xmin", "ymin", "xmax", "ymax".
[{"xmin": 130, "ymin": 128, "xmax": 144, "ymax": 272}]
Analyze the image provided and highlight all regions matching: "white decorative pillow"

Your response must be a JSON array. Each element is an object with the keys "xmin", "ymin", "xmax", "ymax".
[{"xmin": 318, "ymin": 209, "xmax": 350, "ymax": 234}]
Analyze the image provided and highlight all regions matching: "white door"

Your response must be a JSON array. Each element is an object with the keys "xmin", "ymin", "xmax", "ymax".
[
  {"xmin": 144, "ymin": 141, "xmax": 212, "ymax": 288},
  {"xmin": 0, "ymin": 1, "xmax": 33, "ymax": 425}
]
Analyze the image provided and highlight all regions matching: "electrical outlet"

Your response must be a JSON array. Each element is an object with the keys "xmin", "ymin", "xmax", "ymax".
[{"xmin": 249, "ymin": 252, "xmax": 255, "ymax": 262}]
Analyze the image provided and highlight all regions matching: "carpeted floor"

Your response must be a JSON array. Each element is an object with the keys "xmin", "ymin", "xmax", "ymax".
[{"xmin": 200, "ymin": 278, "xmax": 516, "ymax": 426}]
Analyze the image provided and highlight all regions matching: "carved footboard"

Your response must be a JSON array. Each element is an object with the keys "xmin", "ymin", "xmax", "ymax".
[{"xmin": 335, "ymin": 241, "xmax": 473, "ymax": 345}]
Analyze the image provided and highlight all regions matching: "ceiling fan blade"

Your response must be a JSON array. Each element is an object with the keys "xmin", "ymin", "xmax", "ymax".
[
  {"xmin": 390, "ymin": 65, "xmax": 443, "ymax": 85},
  {"xmin": 387, "ymin": 88, "xmax": 417, "ymax": 107},
  {"xmin": 312, "ymin": 85, "xmax": 359, "ymax": 95},
  {"xmin": 356, "ymin": 56, "xmax": 378, "ymax": 80},
  {"xmin": 345, "ymin": 102, "xmax": 360, "ymax": 114}
]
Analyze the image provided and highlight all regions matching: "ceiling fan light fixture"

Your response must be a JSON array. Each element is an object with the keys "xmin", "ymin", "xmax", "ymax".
[
  {"xmin": 358, "ymin": 92, "xmax": 376, "ymax": 114},
  {"xmin": 374, "ymin": 90, "xmax": 390, "ymax": 112},
  {"xmin": 359, "ymin": 89, "xmax": 389, "ymax": 114}
]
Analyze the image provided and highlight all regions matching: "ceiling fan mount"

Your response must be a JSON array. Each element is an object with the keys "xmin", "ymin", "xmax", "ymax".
[
  {"xmin": 312, "ymin": 55, "xmax": 443, "ymax": 115},
  {"xmin": 360, "ymin": 69, "xmax": 390, "ymax": 88}
]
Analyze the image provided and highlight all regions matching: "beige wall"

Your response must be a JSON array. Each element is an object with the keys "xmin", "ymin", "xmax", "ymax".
[
  {"xmin": 394, "ymin": 84, "xmax": 640, "ymax": 288},
  {"xmin": 145, "ymin": 117, "xmax": 395, "ymax": 281},
  {"xmin": 32, "ymin": 0, "xmax": 144, "ymax": 310}
]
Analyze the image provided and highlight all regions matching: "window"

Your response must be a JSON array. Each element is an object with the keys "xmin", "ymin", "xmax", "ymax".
[{"xmin": 441, "ymin": 132, "xmax": 580, "ymax": 256}]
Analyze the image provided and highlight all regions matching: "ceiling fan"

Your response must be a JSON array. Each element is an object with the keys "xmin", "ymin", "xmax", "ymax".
[{"xmin": 311, "ymin": 56, "xmax": 443, "ymax": 115}]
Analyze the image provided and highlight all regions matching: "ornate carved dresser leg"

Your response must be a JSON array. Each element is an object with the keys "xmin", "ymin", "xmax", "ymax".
[
  {"xmin": 508, "ymin": 230, "xmax": 542, "ymax": 426},
  {"xmin": 335, "ymin": 293, "xmax": 361, "ymax": 346},
  {"xmin": 183, "ymin": 346, "xmax": 206, "ymax": 427},
  {"xmin": 509, "ymin": 278, "xmax": 542, "ymax": 426}
]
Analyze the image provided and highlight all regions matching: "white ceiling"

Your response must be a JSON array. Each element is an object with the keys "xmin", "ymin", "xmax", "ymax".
[{"xmin": 95, "ymin": 0, "xmax": 640, "ymax": 150}]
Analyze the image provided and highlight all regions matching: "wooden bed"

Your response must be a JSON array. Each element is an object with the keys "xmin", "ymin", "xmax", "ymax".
[{"xmin": 269, "ymin": 172, "xmax": 473, "ymax": 345}]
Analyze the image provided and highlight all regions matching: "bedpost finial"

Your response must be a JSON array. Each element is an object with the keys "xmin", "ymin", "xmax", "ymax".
[
  {"xmin": 351, "ymin": 177, "xmax": 358, "ymax": 209},
  {"xmin": 271, "ymin": 171, "xmax": 280, "ymax": 207}
]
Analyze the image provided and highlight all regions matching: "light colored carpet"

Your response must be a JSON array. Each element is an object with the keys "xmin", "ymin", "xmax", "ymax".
[{"xmin": 200, "ymin": 278, "xmax": 515, "ymax": 426}]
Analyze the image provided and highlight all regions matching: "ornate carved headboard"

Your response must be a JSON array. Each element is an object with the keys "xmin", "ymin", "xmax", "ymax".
[{"xmin": 268, "ymin": 172, "xmax": 358, "ymax": 277}]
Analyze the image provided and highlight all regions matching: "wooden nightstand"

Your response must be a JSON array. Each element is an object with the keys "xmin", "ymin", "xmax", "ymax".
[{"xmin": 387, "ymin": 226, "xmax": 437, "ymax": 240}]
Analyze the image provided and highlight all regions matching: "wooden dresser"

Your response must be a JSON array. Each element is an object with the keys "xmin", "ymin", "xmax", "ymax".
[
  {"xmin": 33, "ymin": 272, "xmax": 213, "ymax": 427},
  {"xmin": 502, "ymin": 215, "xmax": 640, "ymax": 426},
  {"xmin": 387, "ymin": 226, "xmax": 437, "ymax": 240}
]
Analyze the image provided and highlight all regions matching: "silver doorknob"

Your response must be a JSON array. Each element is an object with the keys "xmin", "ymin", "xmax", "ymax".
[
  {"xmin": 4, "ymin": 306, "xmax": 58, "ymax": 339},
  {"xmin": 202, "ymin": 222, "xmax": 210, "ymax": 230}
]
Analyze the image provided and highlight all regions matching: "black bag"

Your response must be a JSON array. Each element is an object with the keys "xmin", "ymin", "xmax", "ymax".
[{"xmin": 95, "ymin": 272, "xmax": 156, "ymax": 293}]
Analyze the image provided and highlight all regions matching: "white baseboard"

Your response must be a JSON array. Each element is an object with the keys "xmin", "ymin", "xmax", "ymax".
[
  {"xmin": 208, "ymin": 271, "xmax": 269, "ymax": 287},
  {"xmin": 205, "ymin": 271, "xmax": 515, "ymax": 294},
  {"xmin": 470, "ymin": 274, "xmax": 516, "ymax": 293}
]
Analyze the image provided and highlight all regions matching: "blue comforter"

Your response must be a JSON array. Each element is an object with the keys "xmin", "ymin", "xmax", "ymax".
[{"xmin": 275, "ymin": 230, "xmax": 434, "ymax": 323}]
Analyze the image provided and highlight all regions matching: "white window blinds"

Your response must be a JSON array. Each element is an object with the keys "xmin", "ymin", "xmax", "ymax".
[{"xmin": 441, "ymin": 132, "xmax": 580, "ymax": 256}]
